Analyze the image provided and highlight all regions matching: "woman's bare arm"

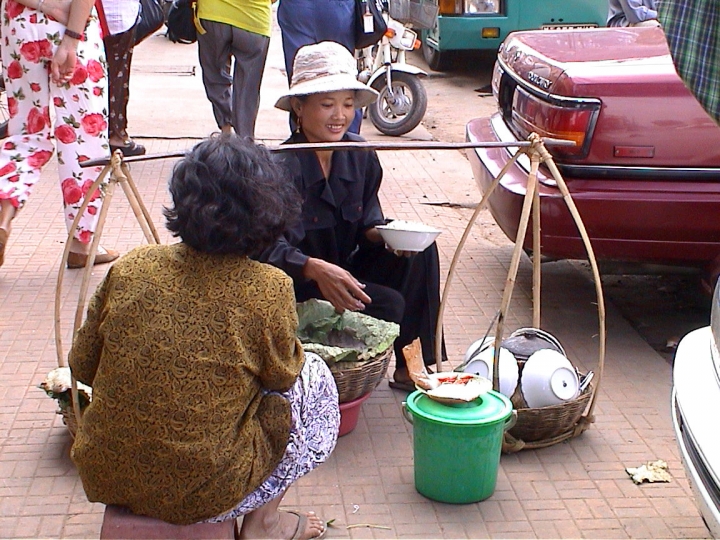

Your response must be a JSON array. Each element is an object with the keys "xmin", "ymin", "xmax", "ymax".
[
  {"xmin": 51, "ymin": 0, "xmax": 94, "ymax": 84},
  {"xmin": 13, "ymin": 0, "xmax": 72, "ymax": 25},
  {"xmin": 303, "ymin": 258, "xmax": 372, "ymax": 313}
]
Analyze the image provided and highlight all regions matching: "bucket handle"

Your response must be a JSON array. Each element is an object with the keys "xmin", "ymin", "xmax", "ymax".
[
  {"xmin": 504, "ymin": 410, "xmax": 518, "ymax": 432},
  {"xmin": 401, "ymin": 402, "xmax": 413, "ymax": 424}
]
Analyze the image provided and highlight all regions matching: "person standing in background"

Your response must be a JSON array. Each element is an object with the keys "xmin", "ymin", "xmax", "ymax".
[
  {"xmin": 101, "ymin": 0, "xmax": 146, "ymax": 156},
  {"xmin": 607, "ymin": 0, "xmax": 660, "ymax": 27},
  {"xmin": 659, "ymin": 0, "xmax": 720, "ymax": 125},
  {"xmin": 0, "ymin": 0, "xmax": 119, "ymax": 269},
  {"xmin": 196, "ymin": 0, "xmax": 273, "ymax": 138},
  {"xmin": 277, "ymin": 0, "xmax": 363, "ymax": 134}
]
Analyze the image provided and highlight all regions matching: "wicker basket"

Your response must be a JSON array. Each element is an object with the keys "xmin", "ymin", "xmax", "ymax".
[
  {"xmin": 503, "ymin": 381, "xmax": 594, "ymax": 452},
  {"xmin": 434, "ymin": 136, "xmax": 605, "ymax": 454},
  {"xmin": 331, "ymin": 348, "xmax": 393, "ymax": 403},
  {"xmin": 60, "ymin": 404, "xmax": 79, "ymax": 439}
]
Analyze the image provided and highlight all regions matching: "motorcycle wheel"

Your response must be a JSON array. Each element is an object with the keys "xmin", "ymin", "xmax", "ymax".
[
  {"xmin": 368, "ymin": 72, "xmax": 427, "ymax": 137},
  {"xmin": 0, "ymin": 77, "xmax": 8, "ymax": 139}
]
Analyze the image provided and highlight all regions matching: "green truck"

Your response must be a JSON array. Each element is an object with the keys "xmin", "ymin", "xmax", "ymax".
[{"xmin": 418, "ymin": 0, "xmax": 608, "ymax": 70}]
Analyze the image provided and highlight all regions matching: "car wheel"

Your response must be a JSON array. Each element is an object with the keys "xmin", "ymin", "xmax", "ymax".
[{"xmin": 422, "ymin": 41, "xmax": 455, "ymax": 72}]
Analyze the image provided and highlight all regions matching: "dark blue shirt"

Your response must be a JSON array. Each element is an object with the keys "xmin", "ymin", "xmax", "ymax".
[{"xmin": 261, "ymin": 132, "xmax": 386, "ymax": 282}]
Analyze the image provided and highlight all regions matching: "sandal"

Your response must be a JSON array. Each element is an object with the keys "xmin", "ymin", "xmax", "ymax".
[
  {"xmin": 388, "ymin": 379, "xmax": 416, "ymax": 392},
  {"xmin": 67, "ymin": 246, "xmax": 120, "ymax": 269},
  {"xmin": 389, "ymin": 365, "xmax": 436, "ymax": 392},
  {"xmin": 283, "ymin": 511, "xmax": 326, "ymax": 540},
  {"xmin": 110, "ymin": 140, "xmax": 146, "ymax": 157}
]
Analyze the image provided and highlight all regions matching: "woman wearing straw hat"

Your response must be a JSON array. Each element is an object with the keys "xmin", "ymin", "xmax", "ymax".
[
  {"xmin": 262, "ymin": 41, "xmax": 445, "ymax": 392},
  {"xmin": 276, "ymin": 0, "xmax": 363, "ymax": 134}
]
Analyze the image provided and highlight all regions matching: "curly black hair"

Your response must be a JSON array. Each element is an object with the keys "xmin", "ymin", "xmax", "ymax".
[{"xmin": 164, "ymin": 135, "xmax": 301, "ymax": 257}]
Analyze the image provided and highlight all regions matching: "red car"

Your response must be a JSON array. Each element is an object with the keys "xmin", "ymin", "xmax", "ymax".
[{"xmin": 467, "ymin": 27, "xmax": 720, "ymax": 283}]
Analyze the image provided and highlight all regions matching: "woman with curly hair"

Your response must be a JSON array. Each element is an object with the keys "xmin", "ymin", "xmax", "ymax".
[{"xmin": 69, "ymin": 135, "xmax": 338, "ymax": 539}]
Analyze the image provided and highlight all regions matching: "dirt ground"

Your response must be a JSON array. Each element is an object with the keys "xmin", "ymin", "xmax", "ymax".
[{"xmin": 410, "ymin": 49, "xmax": 713, "ymax": 364}]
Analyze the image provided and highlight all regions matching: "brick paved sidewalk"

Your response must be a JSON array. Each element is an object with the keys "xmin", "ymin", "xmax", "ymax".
[{"xmin": 0, "ymin": 12, "xmax": 711, "ymax": 540}]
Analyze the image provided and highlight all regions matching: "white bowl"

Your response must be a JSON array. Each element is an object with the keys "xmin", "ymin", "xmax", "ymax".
[
  {"xmin": 521, "ymin": 349, "xmax": 580, "ymax": 409},
  {"xmin": 376, "ymin": 220, "xmax": 441, "ymax": 252},
  {"xmin": 463, "ymin": 336, "xmax": 494, "ymax": 363},
  {"xmin": 460, "ymin": 346, "xmax": 519, "ymax": 398}
]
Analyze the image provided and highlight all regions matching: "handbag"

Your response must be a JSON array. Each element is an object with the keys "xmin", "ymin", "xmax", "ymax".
[
  {"xmin": 134, "ymin": 0, "xmax": 166, "ymax": 46},
  {"xmin": 166, "ymin": 0, "xmax": 198, "ymax": 44},
  {"xmin": 355, "ymin": 0, "xmax": 387, "ymax": 50}
]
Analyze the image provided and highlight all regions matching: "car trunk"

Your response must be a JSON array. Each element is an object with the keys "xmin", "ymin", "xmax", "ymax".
[{"xmin": 494, "ymin": 27, "xmax": 720, "ymax": 170}]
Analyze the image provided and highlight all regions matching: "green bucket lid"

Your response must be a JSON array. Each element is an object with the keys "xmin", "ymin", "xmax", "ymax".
[{"xmin": 405, "ymin": 389, "xmax": 512, "ymax": 426}]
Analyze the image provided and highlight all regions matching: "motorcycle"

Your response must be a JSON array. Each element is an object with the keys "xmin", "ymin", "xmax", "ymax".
[{"xmin": 357, "ymin": 11, "xmax": 428, "ymax": 137}]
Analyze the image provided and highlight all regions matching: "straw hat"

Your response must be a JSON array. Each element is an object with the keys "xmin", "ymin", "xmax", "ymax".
[{"xmin": 275, "ymin": 41, "xmax": 379, "ymax": 111}]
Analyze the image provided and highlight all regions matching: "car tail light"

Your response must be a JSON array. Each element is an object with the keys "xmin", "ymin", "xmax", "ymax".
[{"xmin": 511, "ymin": 87, "xmax": 600, "ymax": 157}]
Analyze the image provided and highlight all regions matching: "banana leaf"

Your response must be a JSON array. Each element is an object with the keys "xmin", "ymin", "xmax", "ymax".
[{"xmin": 297, "ymin": 299, "xmax": 399, "ymax": 365}]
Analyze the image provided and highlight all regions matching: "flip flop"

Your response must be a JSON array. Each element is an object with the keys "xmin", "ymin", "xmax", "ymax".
[
  {"xmin": 284, "ymin": 511, "xmax": 327, "ymax": 540},
  {"xmin": 388, "ymin": 379, "xmax": 416, "ymax": 392},
  {"xmin": 66, "ymin": 246, "xmax": 120, "ymax": 269}
]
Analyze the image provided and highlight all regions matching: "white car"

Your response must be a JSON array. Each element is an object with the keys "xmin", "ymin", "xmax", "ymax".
[{"xmin": 672, "ymin": 280, "xmax": 720, "ymax": 538}]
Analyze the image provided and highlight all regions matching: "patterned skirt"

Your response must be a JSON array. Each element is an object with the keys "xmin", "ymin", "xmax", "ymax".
[{"xmin": 206, "ymin": 352, "xmax": 339, "ymax": 522}]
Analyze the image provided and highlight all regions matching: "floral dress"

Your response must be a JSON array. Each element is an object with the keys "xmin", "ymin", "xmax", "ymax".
[
  {"xmin": 206, "ymin": 352, "xmax": 340, "ymax": 523},
  {"xmin": 0, "ymin": 0, "xmax": 109, "ymax": 244}
]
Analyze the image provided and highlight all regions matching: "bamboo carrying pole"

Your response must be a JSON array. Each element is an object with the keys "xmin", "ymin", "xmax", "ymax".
[
  {"xmin": 65, "ymin": 136, "xmax": 603, "ymax": 437},
  {"xmin": 433, "ymin": 133, "xmax": 606, "ymax": 448},
  {"xmin": 57, "ymin": 151, "xmax": 160, "ymax": 430},
  {"xmin": 78, "ymin": 139, "xmax": 577, "ymax": 169}
]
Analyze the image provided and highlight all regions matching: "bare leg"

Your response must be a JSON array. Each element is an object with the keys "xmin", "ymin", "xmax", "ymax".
[
  {"xmin": 0, "ymin": 199, "xmax": 15, "ymax": 232},
  {"xmin": 65, "ymin": 237, "xmax": 119, "ymax": 268},
  {"xmin": 0, "ymin": 200, "xmax": 16, "ymax": 266},
  {"xmin": 237, "ymin": 490, "xmax": 325, "ymax": 540}
]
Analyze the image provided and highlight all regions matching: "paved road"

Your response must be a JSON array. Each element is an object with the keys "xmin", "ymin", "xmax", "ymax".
[{"xmin": 0, "ymin": 12, "xmax": 711, "ymax": 539}]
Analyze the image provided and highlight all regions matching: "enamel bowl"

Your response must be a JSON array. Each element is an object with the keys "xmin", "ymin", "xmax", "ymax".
[
  {"xmin": 463, "ymin": 336, "xmax": 495, "ymax": 363},
  {"xmin": 376, "ymin": 220, "xmax": 442, "ymax": 252},
  {"xmin": 520, "ymin": 349, "xmax": 580, "ymax": 409},
  {"xmin": 460, "ymin": 346, "xmax": 519, "ymax": 399}
]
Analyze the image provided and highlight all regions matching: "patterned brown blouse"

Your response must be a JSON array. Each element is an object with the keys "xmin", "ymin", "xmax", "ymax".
[{"xmin": 69, "ymin": 243, "xmax": 305, "ymax": 525}]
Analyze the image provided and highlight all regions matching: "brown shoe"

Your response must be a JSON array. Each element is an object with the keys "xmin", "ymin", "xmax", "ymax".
[
  {"xmin": 67, "ymin": 247, "xmax": 120, "ymax": 269},
  {"xmin": 109, "ymin": 140, "xmax": 146, "ymax": 157}
]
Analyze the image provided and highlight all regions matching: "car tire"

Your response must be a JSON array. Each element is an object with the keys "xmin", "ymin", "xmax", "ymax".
[{"xmin": 422, "ymin": 41, "xmax": 455, "ymax": 72}]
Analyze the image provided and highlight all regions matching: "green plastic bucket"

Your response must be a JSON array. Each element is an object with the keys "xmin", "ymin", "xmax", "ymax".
[{"xmin": 403, "ymin": 389, "xmax": 515, "ymax": 504}]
